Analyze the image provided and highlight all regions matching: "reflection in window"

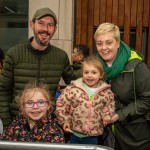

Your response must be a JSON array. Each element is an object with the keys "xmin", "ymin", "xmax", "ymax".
[
  {"xmin": 120, "ymin": 28, "xmax": 147, "ymax": 60},
  {"xmin": 0, "ymin": 0, "xmax": 28, "ymax": 55}
]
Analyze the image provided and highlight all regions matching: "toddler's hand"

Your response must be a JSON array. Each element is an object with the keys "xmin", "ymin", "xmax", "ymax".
[{"xmin": 63, "ymin": 123, "xmax": 73, "ymax": 133}]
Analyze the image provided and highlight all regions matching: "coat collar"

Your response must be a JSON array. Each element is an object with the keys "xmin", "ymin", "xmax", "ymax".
[{"xmin": 27, "ymin": 37, "xmax": 51, "ymax": 55}]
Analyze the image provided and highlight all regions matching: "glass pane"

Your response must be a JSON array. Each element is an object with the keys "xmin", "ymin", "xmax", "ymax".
[{"xmin": 0, "ymin": 0, "xmax": 28, "ymax": 55}]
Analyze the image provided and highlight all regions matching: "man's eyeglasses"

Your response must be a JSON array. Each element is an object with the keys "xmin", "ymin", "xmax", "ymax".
[{"xmin": 23, "ymin": 100, "xmax": 48, "ymax": 108}]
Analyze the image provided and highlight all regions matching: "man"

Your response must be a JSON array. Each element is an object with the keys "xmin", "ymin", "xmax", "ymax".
[
  {"xmin": 0, "ymin": 7, "xmax": 75, "ymax": 127},
  {"xmin": 71, "ymin": 44, "xmax": 90, "ymax": 78}
]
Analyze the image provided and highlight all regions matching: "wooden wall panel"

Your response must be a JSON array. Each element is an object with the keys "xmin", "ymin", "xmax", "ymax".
[
  {"xmin": 80, "ymin": 0, "xmax": 88, "ymax": 44},
  {"xmin": 118, "ymin": 0, "xmax": 125, "ymax": 26},
  {"xmin": 106, "ymin": 0, "xmax": 113, "ymax": 22},
  {"xmin": 75, "ymin": 0, "xmax": 82, "ymax": 44},
  {"xmin": 143, "ymin": 0, "xmax": 149, "ymax": 27},
  {"xmin": 123, "ymin": 0, "xmax": 131, "ymax": 45},
  {"xmin": 75, "ymin": 0, "xmax": 150, "ymax": 69},
  {"xmin": 131, "ymin": 0, "xmax": 137, "ymax": 27},
  {"xmin": 136, "ymin": 0, "xmax": 143, "ymax": 52},
  {"xmin": 100, "ymin": 0, "xmax": 107, "ymax": 23},
  {"xmin": 94, "ymin": 0, "xmax": 100, "ymax": 26},
  {"xmin": 112, "ymin": 0, "xmax": 118, "ymax": 24},
  {"xmin": 87, "ymin": 0, "xmax": 94, "ymax": 54}
]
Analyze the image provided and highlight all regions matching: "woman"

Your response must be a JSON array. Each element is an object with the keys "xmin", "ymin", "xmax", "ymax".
[{"xmin": 94, "ymin": 22, "xmax": 150, "ymax": 150}]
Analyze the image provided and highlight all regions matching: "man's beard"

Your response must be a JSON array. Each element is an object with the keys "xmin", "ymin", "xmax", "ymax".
[{"xmin": 34, "ymin": 31, "xmax": 50, "ymax": 46}]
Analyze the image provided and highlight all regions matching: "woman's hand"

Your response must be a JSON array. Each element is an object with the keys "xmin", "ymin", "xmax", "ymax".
[
  {"xmin": 111, "ymin": 113, "xmax": 119, "ymax": 123},
  {"xmin": 103, "ymin": 115, "xmax": 111, "ymax": 127}
]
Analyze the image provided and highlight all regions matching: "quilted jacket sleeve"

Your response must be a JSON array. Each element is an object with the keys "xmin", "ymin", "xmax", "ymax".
[
  {"xmin": 61, "ymin": 54, "xmax": 77, "ymax": 85},
  {"xmin": 0, "ymin": 48, "xmax": 14, "ymax": 127},
  {"xmin": 117, "ymin": 62, "xmax": 150, "ymax": 122}
]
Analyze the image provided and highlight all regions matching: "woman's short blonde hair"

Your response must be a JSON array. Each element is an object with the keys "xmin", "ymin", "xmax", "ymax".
[{"xmin": 94, "ymin": 22, "xmax": 120, "ymax": 42}]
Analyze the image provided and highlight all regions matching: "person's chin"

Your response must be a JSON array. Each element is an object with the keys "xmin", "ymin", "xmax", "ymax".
[{"xmin": 30, "ymin": 114, "xmax": 42, "ymax": 120}]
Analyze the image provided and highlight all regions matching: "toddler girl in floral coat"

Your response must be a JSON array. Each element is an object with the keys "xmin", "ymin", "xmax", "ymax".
[{"xmin": 56, "ymin": 56, "xmax": 115, "ymax": 144}]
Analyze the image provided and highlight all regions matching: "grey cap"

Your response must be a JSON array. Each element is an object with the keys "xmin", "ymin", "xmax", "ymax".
[{"xmin": 32, "ymin": 7, "xmax": 57, "ymax": 25}]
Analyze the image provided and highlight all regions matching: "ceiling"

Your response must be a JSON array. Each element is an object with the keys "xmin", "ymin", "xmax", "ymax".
[{"xmin": 0, "ymin": 0, "xmax": 28, "ymax": 16}]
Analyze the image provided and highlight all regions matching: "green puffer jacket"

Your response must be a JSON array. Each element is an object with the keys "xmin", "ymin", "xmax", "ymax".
[
  {"xmin": 111, "ymin": 55, "xmax": 150, "ymax": 150},
  {"xmin": 0, "ymin": 37, "xmax": 75, "ymax": 127},
  {"xmin": 71, "ymin": 62, "xmax": 82, "ymax": 79}
]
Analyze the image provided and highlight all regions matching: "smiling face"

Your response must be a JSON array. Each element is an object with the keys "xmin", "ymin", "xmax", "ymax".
[
  {"xmin": 96, "ymin": 32, "xmax": 119, "ymax": 67},
  {"xmin": 23, "ymin": 89, "xmax": 50, "ymax": 125},
  {"xmin": 82, "ymin": 63, "xmax": 103, "ymax": 88},
  {"xmin": 30, "ymin": 16, "xmax": 57, "ymax": 49}
]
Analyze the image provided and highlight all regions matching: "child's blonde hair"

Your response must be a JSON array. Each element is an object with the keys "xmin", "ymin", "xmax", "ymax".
[
  {"xmin": 81, "ymin": 56, "xmax": 105, "ymax": 81},
  {"xmin": 16, "ymin": 79, "xmax": 52, "ymax": 117},
  {"xmin": 94, "ymin": 22, "xmax": 120, "ymax": 42}
]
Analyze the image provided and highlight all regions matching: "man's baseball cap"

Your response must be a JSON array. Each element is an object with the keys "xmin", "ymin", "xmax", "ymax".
[{"xmin": 32, "ymin": 7, "xmax": 57, "ymax": 25}]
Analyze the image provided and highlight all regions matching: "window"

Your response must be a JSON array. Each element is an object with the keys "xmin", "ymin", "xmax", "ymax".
[
  {"xmin": 0, "ymin": 0, "xmax": 28, "ymax": 55},
  {"xmin": 120, "ymin": 28, "xmax": 147, "ymax": 60}
]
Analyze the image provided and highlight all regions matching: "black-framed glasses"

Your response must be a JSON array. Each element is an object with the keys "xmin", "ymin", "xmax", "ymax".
[{"xmin": 23, "ymin": 100, "xmax": 48, "ymax": 108}]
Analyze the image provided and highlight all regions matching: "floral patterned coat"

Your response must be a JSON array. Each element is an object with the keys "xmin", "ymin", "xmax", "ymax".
[
  {"xmin": 56, "ymin": 78, "xmax": 115, "ymax": 136},
  {"xmin": 1, "ymin": 111, "xmax": 64, "ymax": 143}
]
